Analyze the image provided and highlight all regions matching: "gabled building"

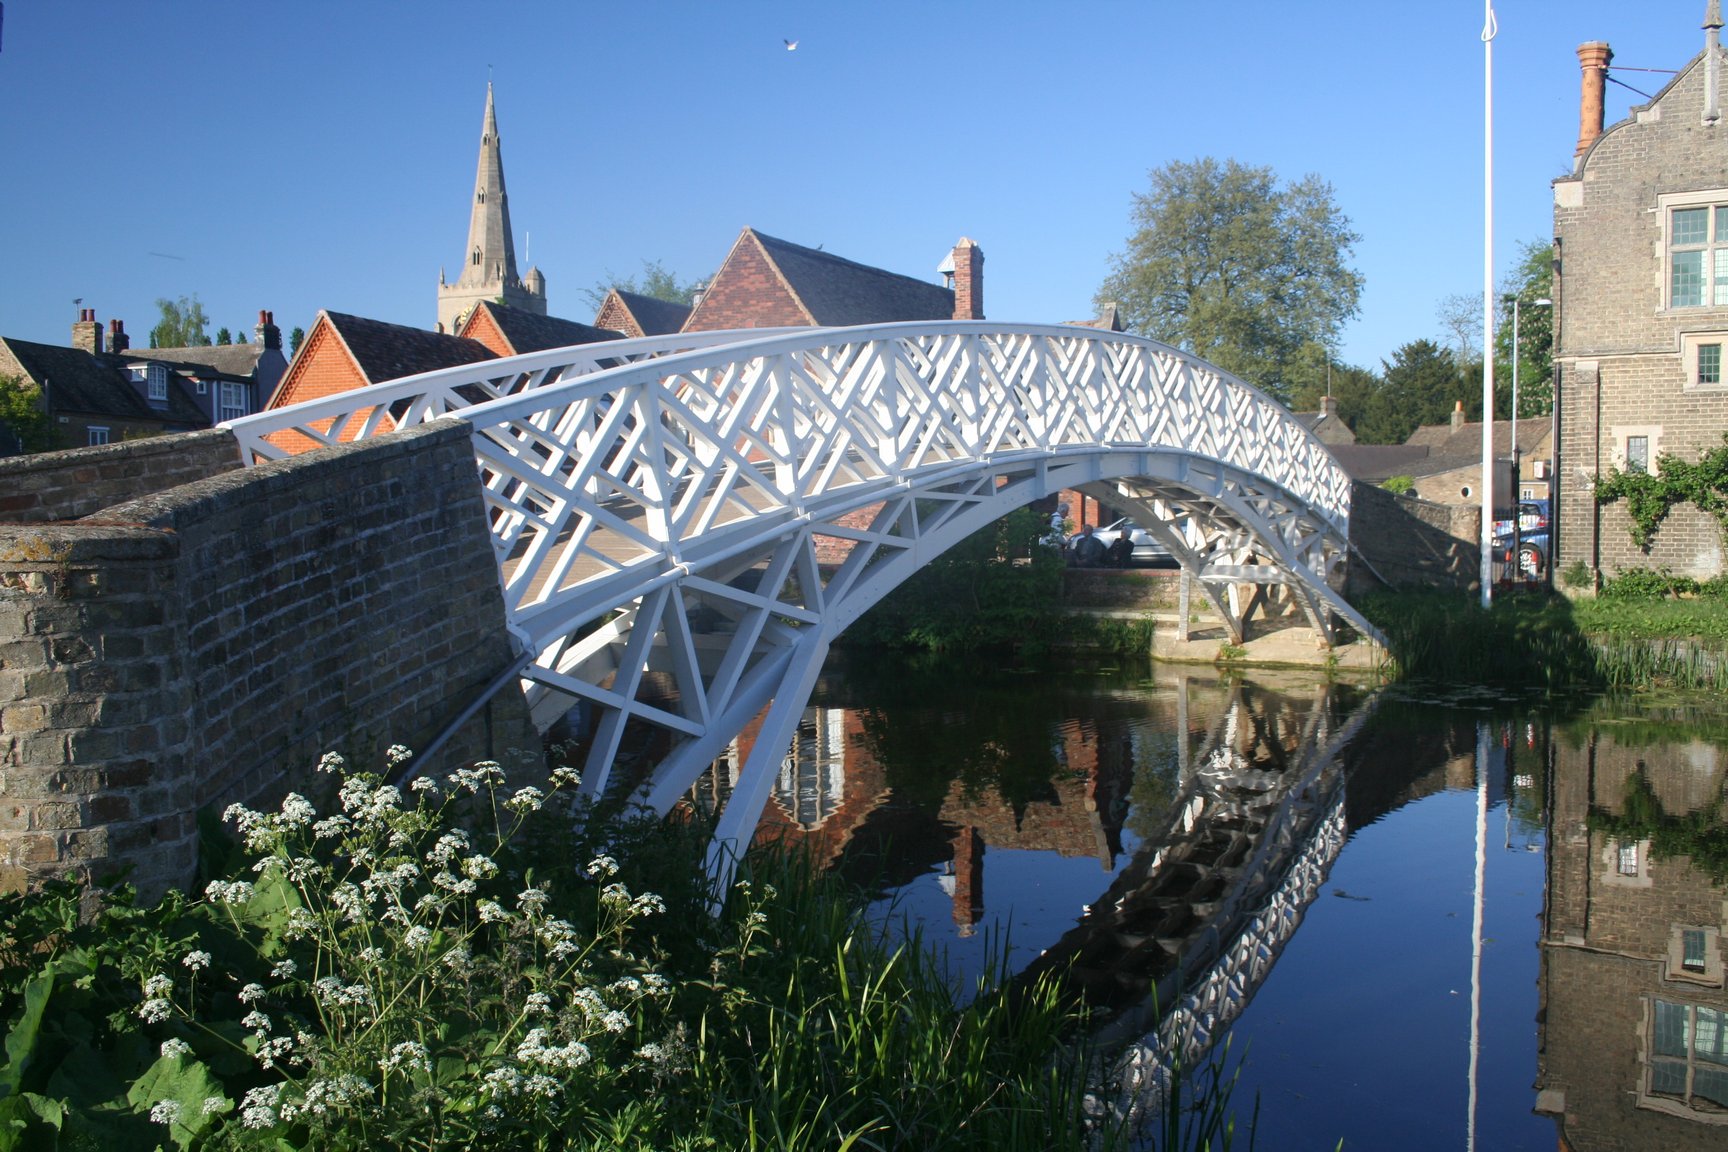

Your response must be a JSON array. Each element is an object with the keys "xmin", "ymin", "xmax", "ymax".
[
  {"xmin": 681, "ymin": 228, "xmax": 982, "ymax": 333},
  {"xmin": 593, "ymin": 289, "xmax": 691, "ymax": 339},
  {"xmin": 458, "ymin": 300, "xmax": 624, "ymax": 357},
  {"xmin": 1554, "ymin": 4, "xmax": 1728, "ymax": 582},
  {"xmin": 267, "ymin": 311, "xmax": 498, "ymax": 412},
  {"xmin": 436, "ymin": 84, "xmax": 546, "ymax": 335},
  {"xmin": 0, "ymin": 308, "xmax": 277, "ymax": 451}
]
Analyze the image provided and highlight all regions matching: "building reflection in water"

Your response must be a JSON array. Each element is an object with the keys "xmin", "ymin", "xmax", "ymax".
[{"xmin": 1538, "ymin": 704, "xmax": 1728, "ymax": 1148}]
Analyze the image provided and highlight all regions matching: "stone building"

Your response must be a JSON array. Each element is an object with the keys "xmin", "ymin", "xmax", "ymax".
[
  {"xmin": 436, "ymin": 84, "xmax": 547, "ymax": 335},
  {"xmin": 1554, "ymin": 4, "xmax": 1728, "ymax": 583}
]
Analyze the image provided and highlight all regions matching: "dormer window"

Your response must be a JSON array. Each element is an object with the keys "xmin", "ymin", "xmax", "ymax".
[{"xmin": 145, "ymin": 364, "xmax": 168, "ymax": 404}]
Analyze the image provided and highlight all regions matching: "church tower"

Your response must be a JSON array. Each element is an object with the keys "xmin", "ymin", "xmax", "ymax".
[{"xmin": 437, "ymin": 84, "xmax": 547, "ymax": 333}]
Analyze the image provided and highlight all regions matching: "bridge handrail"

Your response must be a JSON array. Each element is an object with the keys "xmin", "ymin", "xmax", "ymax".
[
  {"xmin": 222, "ymin": 327, "xmax": 803, "ymax": 464},
  {"xmin": 450, "ymin": 321, "xmax": 1352, "ymax": 529}
]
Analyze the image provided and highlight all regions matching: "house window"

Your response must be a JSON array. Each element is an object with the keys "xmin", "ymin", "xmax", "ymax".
[
  {"xmin": 146, "ymin": 364, "xmax": 168, "ymax": 403},
  {"xmin": 1700, "ymin": 344, "xmax": 1723, "ymax": 385},
  {"xmin": 1686, "ymin": 930, "xmax": 1710, "ymax": 974},
  {"xmin": 1627, "ymin": 436, "xmax": 1650, "ymax": 474},
  {"xmin": 1618, "ymin": 841, "xmax": 1640, "ymax": 875},
  {"xmin": 219, "ymin": 382, "xmax": 248, "ymax": 422},
  {"xmin": 196, "ymin": 379, "xmax": 208, "ymax": 395},
  {"xmin": 1670, "ymin": 204, "xmax": 1728, "ymax": 307},
  {"xmin": 1648, "ymin": 999, "xmax": 1728, "ymax": 1113},
  {"xmin": 87, "ymin": 426, "xmax": 109, "ymax": 446}
]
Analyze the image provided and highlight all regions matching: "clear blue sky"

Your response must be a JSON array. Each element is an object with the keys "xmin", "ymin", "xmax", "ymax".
[{"xmin": 0, "ymin": 1, "xmax": 1714, "ymax": 371}]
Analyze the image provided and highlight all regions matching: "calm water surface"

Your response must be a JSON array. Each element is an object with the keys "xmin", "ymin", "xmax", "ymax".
[{"xmin": 701, "ymin": 651, "xmax": 1728, "ymax": 1150}]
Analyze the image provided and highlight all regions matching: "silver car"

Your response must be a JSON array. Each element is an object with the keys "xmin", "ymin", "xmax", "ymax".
[{"xmin": 1083, "ymin": 518, "xmax": 1175, "ymax": 566}]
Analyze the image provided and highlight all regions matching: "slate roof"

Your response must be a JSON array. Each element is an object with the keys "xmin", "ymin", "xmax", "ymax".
[
  {"xmin": 321, "ymin": 312, "xmax": 497, "ymax": 382},
  {"xmin": 751, "ymin": 229, "xmax": 955, "ymax": 326},
  {"xmin": 1329, "ymin": 444, "xmax": 1440, "ymax": 484},
  {"xmin": 1404, "ymin": 416, "xmax": 1551, "ymax": 456},
  {"xmin": 609, "ymin": 291, "xmax": 690, "ymax": 337},
  {"xmin": 0, "ymin": 337, "xmax": 207, "ymax": 427},
  {"xmin": 468, "ymin": 302, "xmax": 626, "ymax": 353},
  {"xmin": 141, "ymin": 343, "xmax": 266, "ymax": 377}
]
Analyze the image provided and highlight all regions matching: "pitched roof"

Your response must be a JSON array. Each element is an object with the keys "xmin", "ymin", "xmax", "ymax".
[
  {"xmin": 1404, "ymin": 416, "xmax": 1550, "ymax": 456},
  {"xmin": 321, "ymin": 311, "xmax": 497, "ymax": 382},
  {"xmin": 1329, "ymin": 444, "xmax": 1439, "ymax": 483},
  {"xmin": 140, "ymin": 343, "xmax": 266, "ymax": 378},
  {"xmin": 608, "ymin": 290, "xmax": 691, "ymax": 337},
  {"xmin": 750, "ymin": 229, "xmax": 955, "ymax": 326},
  {"xmin": 0, "ymin": 337, "xmax": 206, "ymax": 427},
  {"xmin": 464, "ymin": 301, "xmax": 625, "ymax": 353}
]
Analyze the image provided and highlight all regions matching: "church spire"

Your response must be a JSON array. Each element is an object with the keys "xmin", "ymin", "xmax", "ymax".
[{"xmin": 437, "ymin": 83, "xmax": 546, "ymax": 333}]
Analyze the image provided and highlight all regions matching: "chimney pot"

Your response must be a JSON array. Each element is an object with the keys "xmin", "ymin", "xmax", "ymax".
[
  {"xmin": 108, "ymin": 318, "xmax": 129, "ymax": 354},
  {"xmin": 1575, "ymin": 41, "xmax": 1614, "ymax": 161}
]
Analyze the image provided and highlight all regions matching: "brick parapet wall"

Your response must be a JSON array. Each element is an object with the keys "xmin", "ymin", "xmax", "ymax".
[
  {"xmin": 0, "ymin": 418, "xmax": 538, "ymax": 896},
  {"xmin": 1346, "ymin": 482, "xmax": 1479, "ymax": 593},
  {"xmin": 0, "ymin": 429, "xmax": 243, "ymax": 523}
]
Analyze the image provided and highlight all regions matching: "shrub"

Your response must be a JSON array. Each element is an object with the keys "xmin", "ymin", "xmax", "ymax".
[{"xmin": 1600, "ymin": 567, "xmax": 1696, "ymax": 601}]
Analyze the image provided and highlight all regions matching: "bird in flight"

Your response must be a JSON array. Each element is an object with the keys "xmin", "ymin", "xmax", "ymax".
[{"xmin": 784, "ymin": 39, "xmax": 798, "ymax": 51}]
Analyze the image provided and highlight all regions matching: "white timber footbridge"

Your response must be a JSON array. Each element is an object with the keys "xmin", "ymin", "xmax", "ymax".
[{"xmin": 229, "ymin": 321, "xmax": 1382, "ymax": 878}]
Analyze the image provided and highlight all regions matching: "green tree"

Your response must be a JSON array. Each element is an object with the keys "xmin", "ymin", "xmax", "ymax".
[
  {"xmin": 214, "ymin": 327, "xmax": 232, "ymax": 345},
  {"xmin": 581, "ymin": 259, "xmax": 703, "ymax": 310},
  {"xmin": 1282, "ymin": 340, "xmax": 1381, "ymax": 434},
  {"xmin": 289, "ymin": 326, "xmax": 306, "ymax": 356},
  {"xmin": 0, "ymin": 373, "xmax": 56, "ymax": 454},
  {"xmin": 149, "ymin": 295, "xmax": 211, "ymax": 348},
  {"xmin": 1096, "ymin": 157, "xmax": 1363, "ymax": 402},
  {"xmin": 1495, "ymin": 239, "xmax": 1555, "ymax": 417},
  {"xmin": 1357, "ymin": 339, "xmax": 1464, "ymax": 444}
]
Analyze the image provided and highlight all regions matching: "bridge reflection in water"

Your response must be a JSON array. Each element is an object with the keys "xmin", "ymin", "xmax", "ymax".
[{"xmin": 674, "ymin": 659, "xmax": 1376, "ymax": 1122}]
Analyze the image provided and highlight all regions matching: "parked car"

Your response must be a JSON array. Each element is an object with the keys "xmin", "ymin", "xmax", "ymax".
[
  {"xmin": 1080, "ymin": 518, "xmax": 1175, "ymax": 567},
  {"xmin": 1492, "ymin": 499, "xmax": 1550, "ymax": 578}
]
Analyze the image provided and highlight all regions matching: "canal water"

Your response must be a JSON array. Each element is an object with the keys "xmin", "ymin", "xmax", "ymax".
[{"xmin": 694, "ymin": 650, "xmax": 1728, "ymax": 1150}]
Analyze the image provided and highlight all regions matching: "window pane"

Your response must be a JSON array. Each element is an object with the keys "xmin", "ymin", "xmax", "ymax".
[
  {"xmin": 1619, "ymin": 840, "xmax": 1641, "ymax": 871},
  {"xmin": 1652, "ymin": 1058, "xmax": 1688, "ymax": 1096},
  {"xmin": 1675, "ymin": 250, "xmax": 1705, "ymax": 306},
  {"xmin": 1716, "ymin": 205, "xmax": 1728, "ymax": 240},
  {"xmin": 1628, "ymin": 437, "xmax": 1650, "ymax": 474},
  {"xmin": 1701, "ymin": 345, "xmax": 1723, "ymax": 386},
  {"xmin": 1698, "ymin": 1065, "xmax": 1728, "ymax": 1109},
  {"xmin": 1686, "ymin": 928, "xmax": 1710, "ymax": 970},
  {"xmin": 1699, "ymin": 1007, "xmax": 1728, "ymax": 1065},
  {"xmin": 1655, "ymin": 999, "xmax": 1690, "ymax": 1057},
  {"xmin": 1676, "ymin": 207, "xmax": 1710, "ymax": 245}
]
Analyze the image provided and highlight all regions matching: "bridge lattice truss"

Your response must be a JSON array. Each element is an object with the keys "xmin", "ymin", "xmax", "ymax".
[{"xmin": 232, "ymin": 322, "xmax": 1380, "ymax": 871}]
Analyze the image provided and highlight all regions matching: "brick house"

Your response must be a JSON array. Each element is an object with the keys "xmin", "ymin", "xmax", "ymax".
[
  {"xmin": 592, "ymin": 289, "xmax": 691, "ymax": 338},
  {"xmin": 681, "ymin": 228, "xmax": 982, "ymax": 333},
  {"xmin": 1554, "ymin": 6, "xmax": 1728, "ymax": 583},
  {"xmin": 266, "ymin": 310, "xmax": 499, "ymax": 412},
  {"xmin": 457, "ymin": 299, "xmax": 624, "ymax": 357},
  {"xmin": 0, "ymin": 308, "xmax": 279, "ymax": 453}
]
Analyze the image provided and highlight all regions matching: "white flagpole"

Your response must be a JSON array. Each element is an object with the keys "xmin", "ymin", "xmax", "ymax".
[{"xmin": 1481, "ymin": 2, "xmax": 1499, "ymax": 607}]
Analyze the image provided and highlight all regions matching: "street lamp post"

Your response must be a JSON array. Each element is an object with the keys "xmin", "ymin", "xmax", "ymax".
[{"xmin": 1503, "ymin": 294, "xmax": 1552, "ymax": 578}]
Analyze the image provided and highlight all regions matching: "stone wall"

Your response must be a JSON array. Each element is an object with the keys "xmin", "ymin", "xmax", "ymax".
[
  {"xmin": 0, "ymin": 419, "xmax": 537, "ymax": 896},
  {"xmin": 1346, "ymin": 481, "xmax": 1480, "ymax": 593},
  {"xmin": 0, "ymin": 429, "xmax": 242, "ymax": 523}
]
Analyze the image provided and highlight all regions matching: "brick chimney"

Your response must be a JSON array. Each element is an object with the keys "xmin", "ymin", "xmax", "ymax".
[
  {"xmin": 71, "ymin": 308, "xmax": 103, "ymax": 355},
  {"xmin": 1575, "ymin": 41, "xmax": 1613, "ymax": 160},
  {"xmin": 950, "ymin": 237, "xmax": 984, "ymax": 321},
  {"xmin": 1450, "ymin": 399, "xmax": 1465, "ymax": 432},
  {"xmin": 1319, "ymin": 394, "xmax": 1340, "ymax": 419},
  {"xmin": 254, "ymin": 309, "xmax": 281, "ymax": 351},
  {"xmin": 108, "ymin": 318, "xmax": 129, "ymax": 354}
]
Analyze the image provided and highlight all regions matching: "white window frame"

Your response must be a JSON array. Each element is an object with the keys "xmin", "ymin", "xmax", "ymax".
[
  {"xmin": 219, "ymin": 381, "xmax": 248, "ymax": 422},
  {"xmin": 1661, "ymin": 189, "xmax": 1728, "ymax": 310},
  {"xmin": 146, "ymin": 364, "xmax": 168, "ymax": 403},
  {"xmin": 1668, "ymin": 925, "xmax": 1725, "ymax": 986},
  {"xmin": 1682, "ymin": 331, "xmax": 1728, "ymax": 390},
  {"xmin": 1604, "ymin": 836, "xmax": 1653, "ymax": 887},
  {"xmin": 87, "ymin": 426, "xmax": 110, "ymax": 446}
]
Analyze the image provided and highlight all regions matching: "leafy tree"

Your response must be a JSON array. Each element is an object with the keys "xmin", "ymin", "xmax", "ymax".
[
  {"xmin": 581, "ymin": 259, "xmax": 703, "ymax": 310},
  {"xmin": 1282, "ymin": 340, "xmax": 1381, "ymax": 433},
  {"xmin": 1356, "ymin": 339, "xmax": 1464, "ymax": 444},
  {"xmin": 214, "ymin": 327, "xmax": 232, "ymax": 345},
  {"xmin": 149, "ymin": 295, "xmax": 211, "ymax": 348},
  {"xmin": 289, "ymin": 326, "xmax": 306, "ymax": 356},
  {"xmin": 1495, "ymin": 239, "xmax": 1555, "ymax": 417},
  {"xmin": 1096, "ymin": 157, "xmax": 1363, "ymax": 402},
  {"xmin": 0, "ymin": 373, "xmax": 55, "ymax": 454}
]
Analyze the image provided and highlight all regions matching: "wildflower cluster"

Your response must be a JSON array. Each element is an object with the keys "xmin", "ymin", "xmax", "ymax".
[{"xmin": 128, "ymin": 749, "xmax": 676, "ymax": 1149}]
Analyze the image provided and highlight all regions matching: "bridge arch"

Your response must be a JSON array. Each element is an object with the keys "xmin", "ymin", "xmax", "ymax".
[{"xmin": 231, "ymin": 321, "xmax": 1381, "ymax": 873}]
